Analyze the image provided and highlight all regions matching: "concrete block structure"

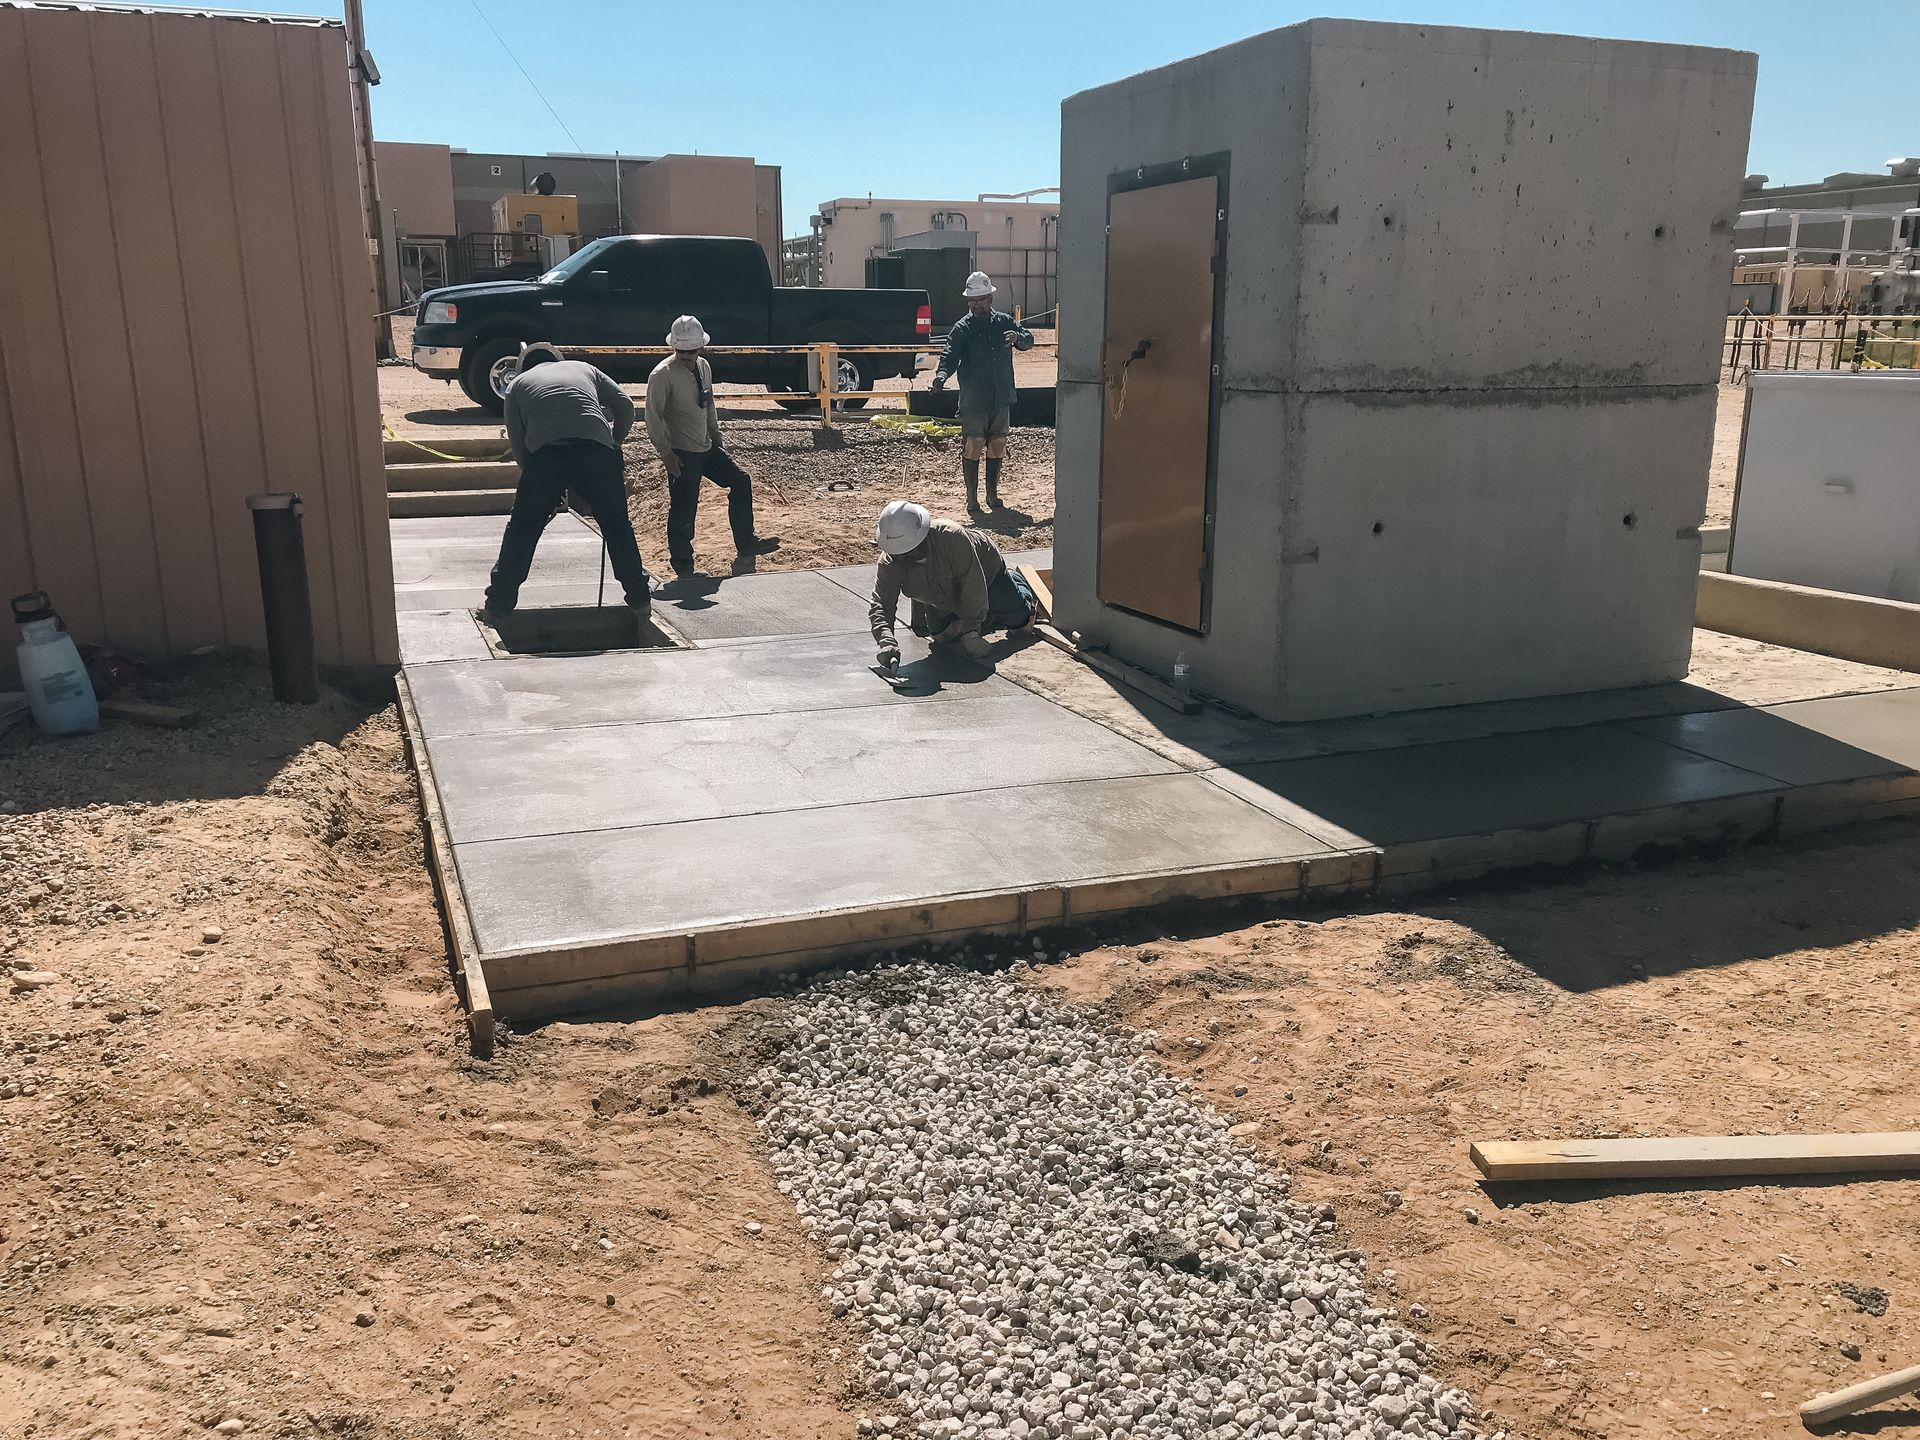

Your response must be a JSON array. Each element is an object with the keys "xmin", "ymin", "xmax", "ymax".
[
  {"xmin": 1053, "ymin": 20, "xmax": 1756, "ymax": 721},
  {"xmin": 1729, "ymin": 371, "xmax": 1920, "ymax": 603}
]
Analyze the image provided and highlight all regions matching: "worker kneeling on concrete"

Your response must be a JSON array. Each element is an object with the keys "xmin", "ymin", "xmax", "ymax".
[
  {"xmin": 870, "ymin": 500, "xmax": 1035, "ymax": 668},
  {"xmin": 930, "ymin": 271, "xmax": 1032, "ymax": 513},
  {"xmin": 486, "ymin": 342, "xmax": 656, "ymax": 617}
]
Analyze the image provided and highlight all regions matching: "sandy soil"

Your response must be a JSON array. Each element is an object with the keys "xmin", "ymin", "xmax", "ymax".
[
  {"xmin": 0, "ymin": 660, "xmax": 856, "ymax": 1440},
  {"xmin": 1707, "ymin": 384, "xmax": 1746, "ymax": 530},
  {"xmin": 6, "ymin": 650, "xmax": 1917, "ymax": 1439}
]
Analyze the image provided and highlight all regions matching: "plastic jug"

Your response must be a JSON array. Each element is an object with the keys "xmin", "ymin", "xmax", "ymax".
[{"xmin": 12, "ymin": 591, "xmax": 98, "ymax": 736}]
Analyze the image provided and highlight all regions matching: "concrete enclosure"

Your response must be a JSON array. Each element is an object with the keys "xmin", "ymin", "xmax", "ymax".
[
  {"xmin": 0, "ymin": 2, "xmax": 396, "ymax": 682},
  {"xmin": 1730, "ymin": 371, "xmax": 1920, "ymax": 603},
  {"xmin": 1054, "ymin": 20, "xmax": 1757, "ymax": 721}
]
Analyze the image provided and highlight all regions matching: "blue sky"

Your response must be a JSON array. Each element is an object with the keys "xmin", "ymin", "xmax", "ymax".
[{"xmin": 265, "ymin": 0, "xmax": 1913, "ymax": 226}]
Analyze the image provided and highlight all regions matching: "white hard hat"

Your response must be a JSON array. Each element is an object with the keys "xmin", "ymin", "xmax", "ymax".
[
  {"xmin": 874, "ymin": 500, "xmax": 932, "ymax": 555},
  {"xmin": 962, "ymin": 271, "xmax": 996, "ymax": 299},
  {"xmin": 667, "ymin": 315, "xmax": 710, "ymax": 350}
]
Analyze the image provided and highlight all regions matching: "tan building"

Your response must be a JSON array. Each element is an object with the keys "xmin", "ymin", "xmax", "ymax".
[
  {"xmin": 0, "ymin": 2, "xmax": 396, "ymax": 681},
  {"xmin": 814, "ymin": 195, "xmax": 1059, "ymax": 317},
  {"xmin": 376, "ymin": 142, "xmax": 783, "ymax": 274}
]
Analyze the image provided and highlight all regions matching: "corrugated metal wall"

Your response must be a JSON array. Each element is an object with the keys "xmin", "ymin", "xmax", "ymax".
[{"xmin": 0, "ymin": 4, "xmax": 397, "ymax": 681}]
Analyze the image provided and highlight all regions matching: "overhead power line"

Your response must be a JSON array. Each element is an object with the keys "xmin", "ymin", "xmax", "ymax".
[{"xmin": 465, "ymin": 0, "xmax": 620, "ymax": 205}]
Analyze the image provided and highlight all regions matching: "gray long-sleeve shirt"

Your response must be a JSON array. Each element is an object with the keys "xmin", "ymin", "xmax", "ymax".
[
  {"xmin": 870, "ymin": 519, "xmax": 1007, "ymax": 646},
  {"xmin": 503, "ymin": 359, "xmax": 635, "ymax": 466},
  {"xmin": 645, "ymin": 354, "xmax": 723, "ymax": 458}
]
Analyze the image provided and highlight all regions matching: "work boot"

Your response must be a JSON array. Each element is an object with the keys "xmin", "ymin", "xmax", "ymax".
[
  {"xmin": 964, "ymin": 459, "xmax": 981, "ymax": 513},
  {"xmin": 985, "ymin": 459, "xmax": 1004, "ymax": 510}
]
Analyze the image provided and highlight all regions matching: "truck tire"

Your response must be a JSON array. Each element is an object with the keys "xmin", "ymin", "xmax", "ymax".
[
  {"xmin": 769, "ymin": 334, "xmax": 874, "ymax": 413},
  {"xmin": 459, "ymin": 337, "xmax": 524, "ymax": 415}
]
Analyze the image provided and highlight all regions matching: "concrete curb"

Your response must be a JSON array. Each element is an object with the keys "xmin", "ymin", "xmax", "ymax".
[{"xmin": 1697, "ymin": 571, "xmax": 1920, "ymax": 673}]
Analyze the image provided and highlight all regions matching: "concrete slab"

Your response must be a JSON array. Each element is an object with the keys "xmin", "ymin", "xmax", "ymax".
[
  {"xmin": 1624, "ymin": 694, "xmax": 1920, "ymax": 787},
  {"xmin": 429, "ymin": 691, "xmax": 1182, "ymax": 844},
  {"xmin": 396, "ymin": 609, "xmax": 491, "ymax": 665},
  {"xmin": 456, "ymin": 771, "xmax": 1339, "ymax": 956},
  {"xmin": 653, "ymin": 568, "xmax": 874, "ymax": 640},
  {"xmin": 406, "ymin": 631, "xmax": 1009, "ymax": 739},
  {"xmin": 1217, "ymin": 726, "xmax": 1783, "ymax": 846},
  {"xmin": 395, "ymin": 582, "xmax": 612, "ymax": 614}
]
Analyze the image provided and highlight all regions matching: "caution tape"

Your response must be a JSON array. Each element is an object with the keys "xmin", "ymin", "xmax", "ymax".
[{"xmin": 381, "ymin": 418, "xmax": 513, "ymax": 464}]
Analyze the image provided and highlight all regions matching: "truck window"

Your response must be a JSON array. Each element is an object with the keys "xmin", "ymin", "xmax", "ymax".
[{"xmin": 537, "ymin": 236, "xmax": 616, "ymax": 285}]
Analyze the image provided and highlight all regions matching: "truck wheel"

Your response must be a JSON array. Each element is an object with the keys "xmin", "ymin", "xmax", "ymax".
[
  {"xmin": 771, "ymin": 343, "xmax": 874, "ymax": 413},
  {"xmin": 459, "ymin": 337, "xmax": 522, "ymax": 415}
]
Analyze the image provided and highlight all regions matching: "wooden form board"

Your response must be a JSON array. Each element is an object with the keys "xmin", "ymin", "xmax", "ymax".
[
  {"xmin": 1801, "ymin": 1362, "xmax": 1920, "ymax": 1426},
  {"xmin": 1471, "ymin": 1132, "xmax": 1920, "ymax": 1182}
]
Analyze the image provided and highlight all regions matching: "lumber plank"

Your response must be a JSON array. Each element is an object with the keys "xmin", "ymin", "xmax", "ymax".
[
  {"xmin": 1800, "ymin": 1361, "xmax": 1920, "ymax": 1427},
  {"xmin": 1470, "ymin": 1132, "xmax": 1920, "ymax": 1182},
  {"xmin": 1016, "ymin": 564, "xmax": 1053, "ymax": 623},
  {"xmin": 100, "ymin": 698, "xmax": 199, "ymax": 728},
  {"xmin": 1033, "ymin": 624, "xmax": 1201, "ymax": 715}
]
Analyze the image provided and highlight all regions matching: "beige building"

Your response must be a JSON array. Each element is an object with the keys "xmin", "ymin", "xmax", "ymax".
[
  {"xmin": 376, "ymin": 143, "xmax": 783, "ymax": 274},
  {"xmin": 0, "ymin": 1, "xmax": 396, "ymax": 682},
  {"xmin": 814, "ymin": 195, "xmax": 1059, "ymax": 316}
]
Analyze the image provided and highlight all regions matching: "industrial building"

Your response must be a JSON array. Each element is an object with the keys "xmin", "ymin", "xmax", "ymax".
[
  {"xmin": 801, "ymin": 193, "xmax": 1059, "ymax": 323},
  {"xmin": 374, "ymin": 141, "xmax": 783, "ymax": 292}
]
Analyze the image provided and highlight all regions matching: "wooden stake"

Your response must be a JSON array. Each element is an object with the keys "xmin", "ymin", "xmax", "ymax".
[
  {"xmin": 1800, "ymin": 1361, "xmax": 1920, "ymax": 1427},
  {"xmin": 1034, "ymin": 623, "xmax": 1200, "ymax": 715}
]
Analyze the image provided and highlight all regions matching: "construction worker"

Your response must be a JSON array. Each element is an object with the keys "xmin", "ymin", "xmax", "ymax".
[
  {"xmin": 646, "ymin": 315, "xmax": 780, "ymax": 578},
  {"xmin": 870, "ymin": 500, "xmax": 1035, "ymax": 670},
  {"xmin": 930, "ymin": 271, "xmax": 1033, "ymax": 513},
  {"xmin": 485, "ymin": 342, "xmax": 656, "ymax": 617}
]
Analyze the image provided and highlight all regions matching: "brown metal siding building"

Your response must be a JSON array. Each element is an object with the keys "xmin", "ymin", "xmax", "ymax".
[{"xmin": 0, "ymin": 2, "xmax": 396, "ymax": 682}]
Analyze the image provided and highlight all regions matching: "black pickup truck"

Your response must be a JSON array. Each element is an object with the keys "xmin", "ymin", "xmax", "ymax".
[{"xmin": 410, "ymin": 234, "xmax": 930, "ymax": 414}]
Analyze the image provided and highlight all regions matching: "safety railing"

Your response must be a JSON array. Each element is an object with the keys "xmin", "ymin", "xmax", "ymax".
[
  {"xmin": 1723, "ymin": 312, "xmax": 1920, "ymax": 379},
  {"xmin": 560, "ymin": 337, "xmax": 1057, "ymax": 427}
]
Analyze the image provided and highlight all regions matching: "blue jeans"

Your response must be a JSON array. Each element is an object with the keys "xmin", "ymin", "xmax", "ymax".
[
  {"xmin": 913, "ymin": 566, "xmax": 1035, "ymax": 638},
  {"xmin": 667, "ymin": 445, "xmax": 756, "ymax": 568}
]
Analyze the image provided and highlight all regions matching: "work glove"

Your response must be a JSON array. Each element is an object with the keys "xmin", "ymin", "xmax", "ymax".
[
  {"xmin": 876, "ymin": 641, "xmax": 902, "ymax": 674},
  {"xmin": 930, "ymin": 373, "xmax": 947, "ymax": 391}
]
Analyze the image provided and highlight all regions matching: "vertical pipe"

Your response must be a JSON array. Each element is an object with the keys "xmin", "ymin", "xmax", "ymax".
[
  {"xmin": 246, "ymin": 494, "xmax": 319, "ymax": 704},
  {"xmin": 1781, "ymin": 212, "xmax": 1801, "ymax": 319},
  {"xmin": 614, "ymin": 150, "xmax": 622, "ymax": 234}
]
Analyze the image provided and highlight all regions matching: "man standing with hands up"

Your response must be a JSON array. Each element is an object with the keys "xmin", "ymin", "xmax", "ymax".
[{"xmin": 930, "ymin": 272, "xmax": 1033, "ymax": 514}]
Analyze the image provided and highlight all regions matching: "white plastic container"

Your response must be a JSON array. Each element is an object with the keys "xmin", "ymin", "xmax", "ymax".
[{"xmin": 12, "ymin": 591, "xmax": 98, "ymax": 736}]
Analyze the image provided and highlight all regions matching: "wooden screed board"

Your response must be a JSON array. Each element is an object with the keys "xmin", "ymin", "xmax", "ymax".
[{"xmin": 1096, "ymin": 174, "xmax": 1220, "ymax": 632}]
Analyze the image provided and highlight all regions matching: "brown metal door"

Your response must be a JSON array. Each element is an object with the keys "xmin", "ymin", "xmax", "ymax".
[{"xmin": 1096, "ymin": 174, "xmax": 1219, "ymax": 630}]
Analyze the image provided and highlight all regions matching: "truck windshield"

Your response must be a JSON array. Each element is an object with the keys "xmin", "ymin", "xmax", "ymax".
[{"xmin": 537, "ymin": 237, "xmax": 618, "ymax": 285}]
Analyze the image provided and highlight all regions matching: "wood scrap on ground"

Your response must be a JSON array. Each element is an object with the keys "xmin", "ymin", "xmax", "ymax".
[
  {"xmin": 1470, "ymin": 1132, "xmax": 1920, "ymax": 1183},
  {"xmin": 99, "ymin": 698, "xmax": 200, "ymax": 728},
  {"xmin": 1800, "ymin": 1360, "xmax": 1920, "ymax": 1428}
]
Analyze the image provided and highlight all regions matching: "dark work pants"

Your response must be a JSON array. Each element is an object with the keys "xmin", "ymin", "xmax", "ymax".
[
  {"xmin": 667, "ymin": 445, "xmax": 756, "ymax": 567},
  {"xmin": 912, "ymin": 567, "xmax": 1036, "ymax": 639},
  {"xmin": 486, "ymin": 439, "xmax": 654, "ymax": 610}
]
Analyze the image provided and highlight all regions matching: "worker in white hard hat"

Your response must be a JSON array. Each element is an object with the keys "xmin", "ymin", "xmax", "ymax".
[
  {"xmin": 870, "ymin": 499, "xmax": 1036, "ymax": 671},
  {"xmin": 645, "ymin": 315, "xmax": 780, "ymax": 578},
  {"xmin": 929, "ymin": 272, "xmax": 1033, "ymax": 513}
]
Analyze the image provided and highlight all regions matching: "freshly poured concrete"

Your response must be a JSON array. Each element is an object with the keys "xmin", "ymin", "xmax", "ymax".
[{"xmin": 393, "ymin": 540, "xmax": 1920, "ymax": 1025}]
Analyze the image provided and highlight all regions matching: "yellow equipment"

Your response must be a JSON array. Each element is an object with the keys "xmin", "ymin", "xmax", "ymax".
[{"xmin": 491, "ymin": 192, "xmax": 579, "ymax": 237}]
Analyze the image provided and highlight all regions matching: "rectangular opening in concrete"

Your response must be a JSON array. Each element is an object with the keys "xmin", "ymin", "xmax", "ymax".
[{"xmin": 477, "ymin": 605, "xmax": 683, "ymax": 658}]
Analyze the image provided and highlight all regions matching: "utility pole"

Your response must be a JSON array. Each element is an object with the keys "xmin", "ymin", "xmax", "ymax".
[{"xmin": 343, "ymin": 0, "xmax": 394, "ymax": 359}]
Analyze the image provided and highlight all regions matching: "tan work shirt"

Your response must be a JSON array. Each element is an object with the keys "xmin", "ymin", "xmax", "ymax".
[
  {"xmin": 870, "ymin": 519, "xmax": 1007, "ymax": 645},
  {"xmin": 644, "ymin": 354, "xmax": 722, "ymax": 458}
]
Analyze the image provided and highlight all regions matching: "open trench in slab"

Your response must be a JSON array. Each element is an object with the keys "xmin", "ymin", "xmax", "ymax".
[{"xmin": 752, "ymin": 958, "xmax": 1482, "ymax": 1440}]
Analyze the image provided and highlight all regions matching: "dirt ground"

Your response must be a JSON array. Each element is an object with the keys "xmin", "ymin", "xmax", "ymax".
[{"xmin": 5, "ymin": 651, "xmax": 1918, "ymax": 1439}]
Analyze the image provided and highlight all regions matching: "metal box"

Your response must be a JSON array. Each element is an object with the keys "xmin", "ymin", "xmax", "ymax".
[{"xmin": 1053, "ymin": 19, "xmax": 1756, "ymax": 721}]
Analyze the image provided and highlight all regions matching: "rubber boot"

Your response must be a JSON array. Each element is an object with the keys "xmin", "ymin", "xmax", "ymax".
[
  {"xmin": 985, "ymin": 458, "xmax": 1004, "ymax": 510},
  {"xmin": 963, "ymin": 459, "xmax": 981, "ymax": 513}
]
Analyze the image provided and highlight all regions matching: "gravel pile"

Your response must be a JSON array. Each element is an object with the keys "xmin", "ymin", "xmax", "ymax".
[{"xmin": 758, "ymin": 960, "xmax": 1479, "ymax": 1440}]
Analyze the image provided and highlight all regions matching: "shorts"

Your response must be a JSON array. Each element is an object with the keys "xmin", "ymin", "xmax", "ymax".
[{"xmin": 960, "ymin": 405, "xmax": 1010, "ymax": 461}]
